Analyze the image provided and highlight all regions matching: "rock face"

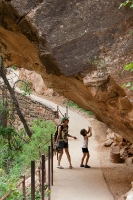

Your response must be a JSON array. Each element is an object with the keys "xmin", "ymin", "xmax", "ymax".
[
  {"xmin": 0, "ymin": 1, "xmax": 133, "ymax": 142},
  {"xmin": 18, "ymin": 68, "xmax": 54, "ymax": 96}
]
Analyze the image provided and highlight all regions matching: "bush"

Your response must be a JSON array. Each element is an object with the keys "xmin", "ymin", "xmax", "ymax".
[{"xmin": 0, "ymin": 119, "xmax": 56, "ymax": 199}]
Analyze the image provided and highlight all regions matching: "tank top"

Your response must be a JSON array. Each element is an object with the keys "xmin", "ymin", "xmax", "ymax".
[
  {"xmin": 82, "ymin": 137, "xmax": 88, "ymax": 148},
  {"xmin": 58, "ymin": 125, "xmax": 68, "ymax": 143}
]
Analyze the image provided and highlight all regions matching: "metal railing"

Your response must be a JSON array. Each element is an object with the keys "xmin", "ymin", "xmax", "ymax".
[{"xmin": 57, "ymin": 105, "xmax": 68, "ymax": 118}]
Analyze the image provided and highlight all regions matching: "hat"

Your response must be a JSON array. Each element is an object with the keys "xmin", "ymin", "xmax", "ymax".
[{"xmin": 61, "ymin": 117, "xmax": 69, "ymax": 123}]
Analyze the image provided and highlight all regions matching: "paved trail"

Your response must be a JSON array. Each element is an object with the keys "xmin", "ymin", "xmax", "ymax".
[{"xmin": 29, "ymin": 94, "xmax": 114, "ymax": 200}]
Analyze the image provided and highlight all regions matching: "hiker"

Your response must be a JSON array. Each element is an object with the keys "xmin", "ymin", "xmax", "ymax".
[
  {"xmin": 80, "ymin": 126, "xmax": 92, "ymax": 168},
  {"xmin": 54, "ymin": 116, "xmax": 77, "ymax": 169}
]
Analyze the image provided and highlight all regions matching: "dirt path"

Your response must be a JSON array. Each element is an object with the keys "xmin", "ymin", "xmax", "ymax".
[{"xmin": 30, "ymin": 94, "xmax": 114, "ymax": 200}]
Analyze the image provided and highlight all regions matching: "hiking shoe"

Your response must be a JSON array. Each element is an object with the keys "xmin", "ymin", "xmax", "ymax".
[
  {"xmin": 80, "ymin": 164, "xmax": 84, "ymax": 167},
  {"xmin": 69, "ymin": 165, "xmax": 73, "ymax": 169},
  {"xmin": 84, "ymin": 165, "xmax": 91, "ymax": 168},
  {"xmin": 57, "ymin": 166, "xmax": 64, "ymax": 169}
]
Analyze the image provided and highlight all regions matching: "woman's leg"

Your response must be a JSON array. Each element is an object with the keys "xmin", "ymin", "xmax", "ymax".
[{"xmin": 58, "ymin": 150, "xmax": 63, "ymax": 166}]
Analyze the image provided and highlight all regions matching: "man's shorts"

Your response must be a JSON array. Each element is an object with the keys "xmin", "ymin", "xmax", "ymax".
[
  {"xmin": 57, "ymin": 141, "xmax": 68, "ymax": 150},
  {"xmin": 82, "ymin": 148, "xmax": 89, "ymax": 153}
]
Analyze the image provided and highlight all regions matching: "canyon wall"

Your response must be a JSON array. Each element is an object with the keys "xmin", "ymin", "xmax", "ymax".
[{"xmin": 0, "ymin": 0, "xmax": 133, "ymax": 142}]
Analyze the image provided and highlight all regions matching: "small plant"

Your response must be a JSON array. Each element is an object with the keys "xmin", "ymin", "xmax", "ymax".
[
  {"xmin": 88, "ymin": 55, "xmax": 99, "ymax": 66},
  {"xmin": 19, "ymin": 81, "xmax": 32, "ymax": 96},
  {"xmin": 66, "ymin": 100, "xmax": 94, "ymax": 116},
  {"xmin": 11, "ymin": 66, "xmax": 17, "ymax": 70},
  {"xmin": 119, "ymin": 0, "xmax": 133, "ymax": 9},
  {"xmin": 121, "ymin": 82, "xmax": 133, "ymax": 90},
  {"xmin": 121, "ymin": 62, "xmax": 133, "ymax": 74},
  {"xmin": 121, "ymin": 62, "xmax": 133, "ymax": 91},
  {"xmin": 88, "ymin": 55, "xmax": 106, "ymax": 68},
  {"xmin": 0, "ymin": 99, "xmax": 7, "ymax": 113}
]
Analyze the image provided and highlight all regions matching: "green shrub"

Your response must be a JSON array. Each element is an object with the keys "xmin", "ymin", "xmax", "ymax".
[
  {"xmin": 66, "ymin": 100, "xmax": 94, "ymax": 116},
  {"xmin": 0, "ymin": 119, "xmax": 56, "ymax": 199}
]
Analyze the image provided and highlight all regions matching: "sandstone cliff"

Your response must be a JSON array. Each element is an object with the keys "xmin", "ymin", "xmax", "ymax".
[{"xmin": 0, "ymin": 0, "xmax": 133, "ymax": 142}]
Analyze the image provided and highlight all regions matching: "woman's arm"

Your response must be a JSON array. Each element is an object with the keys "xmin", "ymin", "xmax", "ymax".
[
  {"xmin": 68, "ymin": 134, "xmax": 77, "ymax": 140},
  {"xmin": 55, "ymin": 126, "xmax": 61, "ymax": 144}
]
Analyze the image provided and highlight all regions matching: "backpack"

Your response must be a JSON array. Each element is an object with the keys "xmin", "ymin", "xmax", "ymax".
[{"xmin": 53, "ymin": 124, "xmax": 68, "ymax": 142}]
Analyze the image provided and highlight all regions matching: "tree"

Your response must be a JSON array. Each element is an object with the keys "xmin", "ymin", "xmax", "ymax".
[{"xmin": 0, "ymin": 56, "xmax": 32, "ymax": 138}]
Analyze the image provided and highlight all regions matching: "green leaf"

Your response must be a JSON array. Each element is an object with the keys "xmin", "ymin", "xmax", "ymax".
[
  {"xmin": 121, "ymin": 84, "xmax": 126, "ymax": 88},
  {"xmin": 130, "ymin": 86, "xmax": 133, "ymax": 90},
  {"xmin": 119, "ymin": 3, "xmax": 123, "ymax": 8},
  {"xmin": 130, "ymin": 3, "xmax": 133, "ymax": 8},
  {"xmin": 11, "ymin": 66, "xmax": 17, "ymax": 70},
  {"xmin": 124, "ymin": 63, "xmax": 133, "ymax": 70},
  {"xmin": 126, "ymin": 82, "xmax": 131, "ymax": 87}
]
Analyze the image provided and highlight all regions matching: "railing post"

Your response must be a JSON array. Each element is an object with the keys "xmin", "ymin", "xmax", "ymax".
[
  {"xmin": 66, "ymin": 106, "xmax": 68, "ymax": 117},
  {"xmin": 51, "ymin": 134, "xmax": 53, "ymax": 186},
  {"xmin": 31, "ymin": 160, "xmax": 35, "ymax": 200},
  {"xmin": 56, "ymin": 105, "xmax": 59, "ymax": 118},
  {"xmin": 22, "ymin": 175, "xmax": 26, "ymax": 200},
  {"xmin": 38, "ymin": 168, "xmax": 41, "ymax": 184},
  {"xmin": 57, "ymin": 105, "xmax": 59, "ymax": 113},
  {"xmin": 42, "ymin": 154, "xmax": 45, "ymax": 200},
  {"xmin": 48, "ymin": 146, "xmax": 51, "ymax": 200}
]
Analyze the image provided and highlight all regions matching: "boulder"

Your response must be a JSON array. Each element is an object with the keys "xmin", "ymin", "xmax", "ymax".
[
  {"xmin": 110, "ymin": 145, "xmax": 121, "ymax": 163},
  {"xmin": 119, "ymin": 182, "xmax": 133, "ymax": 200},
  {"xmin": 104, "ymin": 139, "xmax": 114, "ymax": 147}
]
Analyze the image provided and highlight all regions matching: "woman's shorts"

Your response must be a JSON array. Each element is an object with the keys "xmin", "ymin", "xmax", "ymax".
[
  {"xmin": 57, "ymin": 141, "xmax": 68, "ymax": 150},
  {"xmin": 82, "ymin": 148, "xmax": 89, "ymax": 153}
]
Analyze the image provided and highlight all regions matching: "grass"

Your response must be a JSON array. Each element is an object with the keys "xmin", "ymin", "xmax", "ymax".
[{"xmin": 66, "ymin": 100, "xmax": 94, "ymax": 116}]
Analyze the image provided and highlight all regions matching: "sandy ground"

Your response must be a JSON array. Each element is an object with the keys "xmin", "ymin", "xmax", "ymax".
[{"xmin": 29, "ymin": 94, "xmax": 133, "ymax": 200}]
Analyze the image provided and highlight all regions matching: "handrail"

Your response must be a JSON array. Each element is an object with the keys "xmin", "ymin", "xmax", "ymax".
[
  {"xmin": 0, "ymin": 175, "xmax": 28, "ymax": 200},
  {"xmin": 57, "ymin": 105, "xmax": 64, "ymax": 117},
  {"xmin": 0, "ymin": 190, "xmax": 13, "ymax": 200},
  {"xmin": 1, "ymin": 132, "xmax": 56, "ymax": 200},
  {"xmin": 38, "ymin": 138, "xmax": 51, "ymax": 149},
  {"xmin": 57, "ymin": 105, "xmax": 69, "ymax": 118}
]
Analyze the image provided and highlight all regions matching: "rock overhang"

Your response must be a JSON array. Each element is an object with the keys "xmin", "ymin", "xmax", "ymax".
[{"xmin": 0, "ymin": 0, "xmax": 133, "ymax": 142}]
